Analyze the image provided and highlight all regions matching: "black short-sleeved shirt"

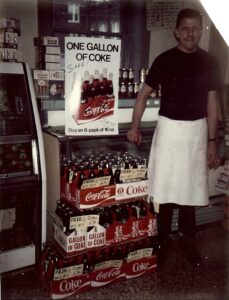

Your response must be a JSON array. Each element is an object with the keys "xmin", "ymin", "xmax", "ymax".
[{"xmin": 145, "ymin": 47, "xmax": 221, "ymax": 120}]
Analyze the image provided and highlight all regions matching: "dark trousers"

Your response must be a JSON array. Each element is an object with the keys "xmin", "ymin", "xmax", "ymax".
[{"xmin": 157, "ymin": 203, "xmax": 196, "ymax": 241}]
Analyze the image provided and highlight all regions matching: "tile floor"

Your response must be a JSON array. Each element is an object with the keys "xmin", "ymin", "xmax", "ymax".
[{"xmin": 1, "ymin": 222, "xmax": 229, "ymax": 300}]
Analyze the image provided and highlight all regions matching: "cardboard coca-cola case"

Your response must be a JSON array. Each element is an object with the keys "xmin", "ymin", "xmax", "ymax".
[
  {"xmin": 61, "ymin": 175, "xmax": 116, "ymax": 209},
  {"xmin": 90, "ymin": 259, "xmax": 125, "ymax": 287},
  {"xmin": 50, "ymin": 264, "xmax": 91, "ymax": 299},
  {"xmin": 52, "ymin": 211, "xmax": 107, "ymax": 255},
  {"xmin": 86, "ymin": 224, "xmax": 106, "ymax": 249},
  {"xmin": 106, "ymin": 220, "xmax": 124, "ymax": 246},
  {"xmin": 125, "ymin": 248, "xmax": 157, "ymax": 279},
  {"xmin": 53, "ymin": 223, "xmax": 87, "ymax": 255}
]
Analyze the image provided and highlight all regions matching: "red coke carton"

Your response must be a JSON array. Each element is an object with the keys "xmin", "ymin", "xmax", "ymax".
[
  {"xmin": 50, "ymin": 264, "xmax": 91, "ymax": 299},
  {"xmin": 90, "ymin": 259, "xmax": 125, "ymax": 288},
  {"xmin": 125, "ymin": 247, "xmax": 157, "ymax": 279}
]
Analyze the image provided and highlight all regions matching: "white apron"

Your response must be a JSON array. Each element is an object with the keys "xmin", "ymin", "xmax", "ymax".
[{"xmin": 147, "ymin": 116, "xmax": 209, "ymax": 208}]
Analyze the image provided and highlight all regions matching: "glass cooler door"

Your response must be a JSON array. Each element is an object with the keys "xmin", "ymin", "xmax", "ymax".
[{"xmin": 0, "ymin": 62, "xmax": 46, "ymax": 274}]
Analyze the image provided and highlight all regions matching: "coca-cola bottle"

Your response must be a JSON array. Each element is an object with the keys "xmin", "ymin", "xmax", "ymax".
[
  {"xmin": 139, "ymin": 200, "xmax": 147, "ymax": 218},
  {"xmin": 99, "ymin": 73, "xmax": 105, "ymax": 96},
  {"xmin": 93, "ymin": 69, "xmax": 100, "ymax": 96},
  {"xmin": 113, "ymin": 164, "xmax": 121, "ymax": 183},
  {"xmin": 107, "ymin": 162, "xmax": 115, "ymax": 185},
  {"xmin": 122, "ymin": 68, "xmax": 129, "ymax": 84},
  {"xmin": 115, "ymin": 204, "xmax": 129, "ymax": 224},
  {"xmin": 88, "ymin": 74, "xmax": 96, "ymax": 99},
  {"xmin": 88, "ymin": 163, "xmax": 97, "ymax": 179},
  {"xmin": 81, "ymin": 71, "xmax": 90, "ymax": 101},
  {"xmin": 97, "ymin": 162, "xmax": 105, "ymax": 177},
  {"xmin": 107, "ymin": 73, "xmax": 114, "ymax": 98},
  {"xmin": 45, "ymin": 251, "xmax": 58, "ymax": 281},
  {"xmin": 119, "ymin": 82, "xmax": 127, "ymax": 99},
  {"xmin": 99, "ymin": 206, "xmax": 113, "ymax": 228},
  {"xmin": 128, "ymin": 68, "xmax": 134, "ymax": 83},
  {"xmin": 127, "ymin": 82, "xmax": 134, "ymax": 99},
  {"xmin": 78, "ymin": 165, "xmax": 86, "ymax": 189},
  {"xmin": 134, "ymin": 82, "xmax": 139, "ymax": 98}
]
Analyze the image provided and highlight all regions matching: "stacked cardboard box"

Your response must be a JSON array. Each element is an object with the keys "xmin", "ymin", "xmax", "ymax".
[
  {"xmin": 34, "ymin": 36, "xmax": 63, "ymax": 70},
  {"xmin": 33, "ymin": 69, "xmax": 64, "ymax": 99},
  {"xmin": 33, "ymin": 37, "xmax": 65, "ymax": 99},
  {"xmin": 50, "ymin": 200, "xmax": 157, "ymax": 256},
  {"xmin": 39, "ymin": 236, "xmax": 157, "ymax": 299},
  {"xmin": 225, "ymin": 117, "xmax": 229, "ymax": 147},
  {"xmin": 215, "ymin": 160, "xmax": 229, "ymax": 193},
  {"xmin": 0, "ymin": 18, "xmax": 20, "ymax": 62}
]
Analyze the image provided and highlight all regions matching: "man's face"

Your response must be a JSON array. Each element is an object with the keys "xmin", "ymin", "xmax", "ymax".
[{"xmin": 174, "ymin": 17, "xmax": 202, "ymax": 53}]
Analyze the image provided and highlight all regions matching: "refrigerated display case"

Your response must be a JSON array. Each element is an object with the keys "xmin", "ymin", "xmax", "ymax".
[
  {"xmin": 43, "ymin": 123, "xmax": 154, "ymax": 239},
  {"xmin": 43, "ymin": 122, "xmax": 225, "ymax": 240},
  {"xmin": 0, "ymin": 62, "xmax": 47, "ymax": 274}
]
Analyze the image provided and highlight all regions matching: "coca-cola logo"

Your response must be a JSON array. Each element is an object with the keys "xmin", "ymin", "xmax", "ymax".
[
  {"xmin": 84, "ymin": 101, "xmax": 109, "ymax": 117},
  {"xmin": 126, "ymin": 185, "xmax": 147, "ymax": 195},
  {"xmin": 96, "ymin": 267, "xmax": 121, "ymax": 281},
  {"xmin": 85, "ymin": 189, "xmax": 111, "ymax": 202},
  {"xmin": 59, "ymin": 278, "xmax": 83, "ymax": 292},
  {"xmin": 133, "ymin": 262, "xmax": 150, "ymax": 273},
  {"xmin": 117, "ymin": 185, "xmax": 148, "ymax": 195}
]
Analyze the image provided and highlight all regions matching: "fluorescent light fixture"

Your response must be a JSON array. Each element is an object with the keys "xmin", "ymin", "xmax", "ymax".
[{"xmin": 199, "ymin": 0, "xmax": 229, "ymax": 46}]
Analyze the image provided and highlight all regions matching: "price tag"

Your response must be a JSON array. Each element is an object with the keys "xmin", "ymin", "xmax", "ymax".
[
  {"xmin": 69, "ymin": 214, "xmax": 99, "ymax": 230},
  {"xmin": 81, "ymin": 176, "xmax": 111, "ymax": 189},
  {"xmin": 53, "ymin": 264, "xmax": 84, "ymax": 280}
]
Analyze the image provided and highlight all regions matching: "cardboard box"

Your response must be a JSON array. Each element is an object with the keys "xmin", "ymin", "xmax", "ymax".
[
  {"xmin": 0, "ymin": 18, "xmax": 19, "ymax": 29},
  {"xmin": 33, "ymin": 70, "xmax": 50, "ymax": 97},
  {"xmin": 50, "ymin": 265, "xmax": 91, "ymax": 299},
  {"xmin": 61, "ymin": 175, "xmax": 149, "ymax": 209},
  {"xmin": 62, "ymin": 178, "xmax": 116, "ymax": 209},
  {"xmin": 45, "ymin": 62, "xmax": 61, "ymax": 71},
  {"xmin": 34, "ymin": 36, "xmax": 59, "ymax": 47},
  {"xmin": 49, "ymin": 70, "xmax": 64, "ymax": 99},
  {"xmin": 53, "ymin": 223, "xmax": 87, "ymax": 255},
  {"xmin": 46, "ymin": 46, "xmax": 61, "ymax": 55},
  {"xmin": 125, "ymin": 249, "xmax": 157, "ymax": 279},
  {"xmin": 53, "ymin": 216, "xmax": 106, "ymax": 255},
  {"xmin": 45, "ymin": 54, "xmax": 61, "ymax": 63}
]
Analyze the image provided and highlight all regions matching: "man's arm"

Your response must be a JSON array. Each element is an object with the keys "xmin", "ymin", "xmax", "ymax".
[
  {"xmin": 207, "ymin": 90, "xmax": 221, "ymax": 169},
  {"xmin": 127, "ymin": 83, "xmax": 153, "ymax": 145}
]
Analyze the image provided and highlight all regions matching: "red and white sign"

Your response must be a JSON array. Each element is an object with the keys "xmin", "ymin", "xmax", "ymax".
[
  {"xmin": 91, "ymin": 260, "xmax": 125, "ymax": 287},
  {"xmin": 65, "ymin": 37, "xmax": 121, "ymax": 136},
  {"xmin": 86, "ymin": 225, "xmax": 106, "ymax": 249},
  {"xmin": 51, "ymin": 273, "xmax": 91, "ymax": 299},
  {"xmin": 115, "ymin": 180, "xmax": 149, "ymax": 201},
  {"xmin": 53, "ymin": 223, "xmax": 87, "ymax": 254},
  {"xmin": 125, "ymin": 248, "xmax": 157, "ymax": 279}
]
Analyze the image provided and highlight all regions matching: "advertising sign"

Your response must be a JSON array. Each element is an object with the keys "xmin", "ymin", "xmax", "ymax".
[{"xmin": 65, "ymin": 37, "xmax": 121, "ymax": 136}]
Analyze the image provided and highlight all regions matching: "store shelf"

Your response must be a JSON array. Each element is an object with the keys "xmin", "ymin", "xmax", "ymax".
[
  {"xmin": 0, "ymin": 134, "xmax": 35, "ymax": 144},
  {"xmin": 38, "ymin": 97, "xmax": 161, "ymax": 111},
  {"xmin": 0, "ymin": 244, "xmax": 36, "ymax": 274}
]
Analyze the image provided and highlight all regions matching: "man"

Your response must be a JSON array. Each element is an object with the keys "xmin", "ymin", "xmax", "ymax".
[{"xmin": 127, "ymin": 8, "xmax": 221, "ymax": 266}]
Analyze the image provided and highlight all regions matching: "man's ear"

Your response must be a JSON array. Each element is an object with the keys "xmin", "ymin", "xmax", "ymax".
[{"xmin": 174, "ymin": 29, "xmax": 179, "ymax": 41}]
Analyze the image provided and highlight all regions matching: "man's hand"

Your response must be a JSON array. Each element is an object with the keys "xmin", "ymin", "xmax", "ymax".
[
  {"xmin": 207, "ymin": 142, "xmax": 221, "ymax": 169},
  {"xmin": 127, "ymin": 128, "xmax": 142, "ymax": 145}
]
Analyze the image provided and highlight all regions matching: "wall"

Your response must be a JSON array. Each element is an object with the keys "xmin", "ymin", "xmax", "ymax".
[
  {"xmin": 0, "ymin": 0, "xmax": 38, "ymax": 69},
  {"xmin": 148, "ymin": 0, "xmax": 212, "ymax": 66}
]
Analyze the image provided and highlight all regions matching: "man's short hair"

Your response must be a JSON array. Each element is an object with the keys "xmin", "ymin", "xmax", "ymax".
[{"xmin": 175, "ymin": 8, "xmax": 203, "ymax": 28}]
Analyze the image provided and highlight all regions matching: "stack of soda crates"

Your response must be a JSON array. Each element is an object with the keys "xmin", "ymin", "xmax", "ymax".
[
  {"xmin": 38, "ymin": 150, "xmax": 158, "ymax": 298},
  {"xmin": 38, "ymin": 234, "xmax": 158, "ymax": 299}
]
